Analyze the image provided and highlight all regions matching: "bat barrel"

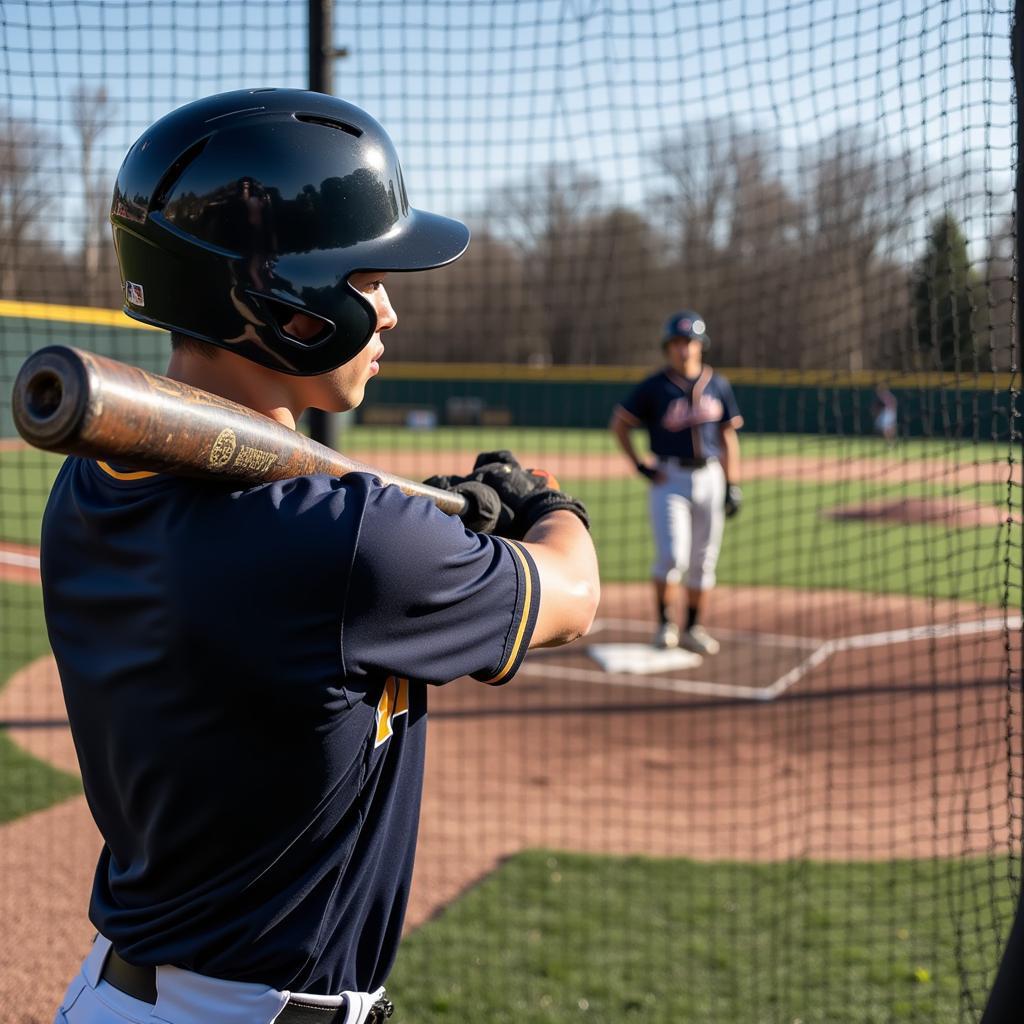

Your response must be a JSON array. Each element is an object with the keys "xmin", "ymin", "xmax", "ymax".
[
  {"xmin": 11, "ymin": 345, "xmax": 469, "ymax": 518},
  {"xmin": 11, "ymin": 346, "xmax": 92, "ymax": 452}
]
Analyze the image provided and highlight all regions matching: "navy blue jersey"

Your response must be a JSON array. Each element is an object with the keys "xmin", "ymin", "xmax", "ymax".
[
  {"xmin": 40, "ymin": 459, "xmax": 539, "ymax": 995},
  {"xmin": 615, "ymin": 366, "xmax": 743, "ymax": 460}
]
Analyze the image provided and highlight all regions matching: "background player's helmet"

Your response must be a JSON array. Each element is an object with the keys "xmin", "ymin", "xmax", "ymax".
[
  {"xmin": 110, "ymin": 88, "xmax": 470, "ymax": 375},
  {"xmin": 661, "ymin": 311, "xmax": 710, "ymax": 351}
]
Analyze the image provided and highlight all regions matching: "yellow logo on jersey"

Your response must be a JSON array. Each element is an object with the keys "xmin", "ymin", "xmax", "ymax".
[{"xmin": 374, "ymin": 676, "xmax": 410, "ymax": 748}]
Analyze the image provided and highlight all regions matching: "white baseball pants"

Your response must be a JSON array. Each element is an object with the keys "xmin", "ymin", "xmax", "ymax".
[
  {"xmin": 53, "ymin": 934, "xmax": 385, "ymax": 1024},
  {"xmin": 649, "ymin": 458, "xmax": 727, "ymax": 589}
]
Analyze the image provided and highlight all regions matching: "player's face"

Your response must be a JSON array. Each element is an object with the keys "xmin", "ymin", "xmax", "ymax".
[
  {"xmin": 665, "ymin": 336, "xmax": 702, "ymax": 371},
  {"xmin": 295, "ymin": 272, "xmax": 397, "ymax": 413}
]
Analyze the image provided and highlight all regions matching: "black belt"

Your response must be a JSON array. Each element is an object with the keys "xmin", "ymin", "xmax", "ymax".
[
  {"xmin": 101, "ymin": 949, "xmax": 394, "ymax": 1023},
  {"xmin": 659, "ymin": 456, "xmax": 708, "ymax": 468}
]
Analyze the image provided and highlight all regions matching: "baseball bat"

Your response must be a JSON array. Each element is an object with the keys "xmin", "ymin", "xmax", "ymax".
[{"xmin": 11, "ymin": 345, "xmax": 468, "ymax": 516}]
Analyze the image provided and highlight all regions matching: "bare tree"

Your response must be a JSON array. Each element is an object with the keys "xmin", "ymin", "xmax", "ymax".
[
  {"xmin": 486, "ymin": 163, "xmax": 603, "ymax": 363},
  {"xmin": 648, "ymin": 122, "xmax": 806, "ymax": 368},
  {"xmin": 797, "ymin": 128, "xmax": 930, "ymax": 371},
  {"xmin": 570, "ymin": 206, "xmax": 665, "ymax": 364},
  {"xmin": 70, "ymin": 83, "xmax": 114, "ymax": 305},
  {"xmin": 386, "ymin": 230, "xmax": 530, "ymax": 362},
  {"xmin": 648, "ymin": 118, "xmax": 737, "ymax": 259},
  {"xmin": 0, "ymin": 110, "xmax": 52, "ymax": 298}
]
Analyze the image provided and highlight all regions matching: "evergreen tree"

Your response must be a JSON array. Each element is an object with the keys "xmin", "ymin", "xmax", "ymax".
[{"xmin": 912, "ymin": 213, "xmax": 981, "ymax": 371}]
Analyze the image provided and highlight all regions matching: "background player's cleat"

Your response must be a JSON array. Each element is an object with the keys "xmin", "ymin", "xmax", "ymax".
[
  {"xmin": 680, "ymin": 624, "xmax": 720, "ymax": 655},
  {"xmin": 654, "ymin": 622, "xmax": 679, "ymax": 649}
]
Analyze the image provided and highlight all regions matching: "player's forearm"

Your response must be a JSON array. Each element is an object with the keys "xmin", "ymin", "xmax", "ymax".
[
  {"xmin": 609, "ymin": 414, "xmax": 642, "ymax": 466},
  {"xmin": 721, "ymin": 429, "xmax": 741, "ymax": 483},
  {"xmin": 520, "ymin": 511, "xmax": 600, "ymax": 647}
]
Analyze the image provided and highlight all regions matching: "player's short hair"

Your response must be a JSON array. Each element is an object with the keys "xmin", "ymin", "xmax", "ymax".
[{"xmin": 169, "ymin": 332, "xmax": 219, "ymax": 360}]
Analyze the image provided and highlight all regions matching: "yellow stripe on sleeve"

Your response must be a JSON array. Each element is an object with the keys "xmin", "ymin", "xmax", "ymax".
[
  {"xmin": 481, "ymin": 540, "xmax": 535, "ymax": 685},
  {"xmin": 96, "ymin": 461, "xmax": 159, "ymax": 481}
]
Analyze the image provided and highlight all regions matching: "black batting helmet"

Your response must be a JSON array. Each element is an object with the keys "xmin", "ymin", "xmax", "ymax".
[
  {"xmin": 661, "ymin": 311, "xmax": 709, "ymax": 351},
  {"xmin": 110, "ymin": 88, "xmax": 470, "ymax": 375}
]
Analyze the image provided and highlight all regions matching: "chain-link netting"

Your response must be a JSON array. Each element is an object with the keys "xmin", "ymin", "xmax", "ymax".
[{"xmin": 1, "ymin": 2, "xmax": 1020, "ymax": 1021}]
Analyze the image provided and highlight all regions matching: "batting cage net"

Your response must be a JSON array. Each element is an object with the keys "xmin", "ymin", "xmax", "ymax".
[{"xmin": 1, "ymin": 2, "xmax": 1020, "ymax": 1021}]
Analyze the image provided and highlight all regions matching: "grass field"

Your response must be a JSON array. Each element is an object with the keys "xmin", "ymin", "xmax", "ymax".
[
  {"xmin": 0, "ymin": 580, "xmax": 80, "ymax": 823},
  {"xmin": 577, "ymin": 476, "xmax": 1016, "ymax": 605},
  {"xmin": 389, "ymin": 850, "xmax": 1011, "ymax": 1024},
  {"xmin": 337, "ymin": 425, "xmax": 1016, "ymax": 464}
]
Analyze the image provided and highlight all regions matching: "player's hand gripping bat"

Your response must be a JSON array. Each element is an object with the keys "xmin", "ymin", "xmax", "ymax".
[{"xmin": 11, "ymin": 345, "xmax": 468, "ymax": 517}]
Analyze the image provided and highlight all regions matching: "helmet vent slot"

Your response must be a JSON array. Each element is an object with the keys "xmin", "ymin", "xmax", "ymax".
[
  {"xmin": 296, "ymin": 114, "xmax": 362, "ymax": 138},
  {"xmin": 150, "ymin": 137, "xmax": 211, "ymax": 212}
]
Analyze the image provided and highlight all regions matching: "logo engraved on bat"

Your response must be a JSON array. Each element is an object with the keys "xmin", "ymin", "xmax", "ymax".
[
  {"xmin": 209, "ymin": 428, "xmax": 237, "ymax": 469},
  {"xmin": 233, "ymin": 445, "xmax": 278, "ymax": 473}
]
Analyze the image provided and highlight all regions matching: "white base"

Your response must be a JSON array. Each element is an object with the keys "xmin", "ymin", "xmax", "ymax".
[{"xmin": 586, "ymin": 643, "xmax": 703, "ymax": 675}]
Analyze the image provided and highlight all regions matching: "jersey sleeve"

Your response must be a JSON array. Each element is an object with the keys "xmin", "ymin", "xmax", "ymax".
[
  {"xmin": 717, "ymin": 375, "xmax": 744, "ymax": 429},
  {"xmin": 614, "ymin": 376, "xmax": 654, "ymax": 427},
  {"xmin": 341, "ymin": 478, "xmax": 540, "ymax": 686}
]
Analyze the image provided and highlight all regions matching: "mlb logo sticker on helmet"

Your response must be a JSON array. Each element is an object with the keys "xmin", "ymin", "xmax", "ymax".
[{"xmin": 126, "ymin": 282, "xmax": 145, "ymax": 307}]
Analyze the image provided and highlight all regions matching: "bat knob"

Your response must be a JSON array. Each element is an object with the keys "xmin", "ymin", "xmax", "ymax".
[{"xmin": 12, "ymin": 346, "xmax": 91, "ymax": 452}]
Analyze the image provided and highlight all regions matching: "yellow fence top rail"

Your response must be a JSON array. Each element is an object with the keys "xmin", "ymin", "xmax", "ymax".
[{"xmin": 0, "ymin": 299, "xmax": 1014, "ymax": 391}]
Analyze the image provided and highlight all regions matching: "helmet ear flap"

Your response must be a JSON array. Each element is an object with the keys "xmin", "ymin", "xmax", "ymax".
[
  {"xmin": 248, "ymin": 287, "xmax": 377, "ymax": 367},
  {"xmin": 331, "ymin": 286, "xmax": 378, "ymax": 363}
]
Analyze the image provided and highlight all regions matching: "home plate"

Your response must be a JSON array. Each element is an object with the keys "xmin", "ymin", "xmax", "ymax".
[{"xmin": 587, "ymin": 643, "xmax": 703, "ymax": 675}]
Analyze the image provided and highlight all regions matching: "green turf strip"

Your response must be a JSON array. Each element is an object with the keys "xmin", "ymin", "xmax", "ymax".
[
  {"xmin": 0, "ymin": 731, "xmax": 81, "ymax": 823},
  {"xmin": 0, "ymin": 581, "xmax": 81, "ymax": 822},
  {"xmin": 389, "ymin": 850, "xmax": 1013, "ymax": 1024},
  {"xmin": 337, "ymin": 426, "xmax": 1015, "ymax": 464},
  {"xmin": 570, "ymin": 476, "xmax": 1018, "ymax": 606},
  {"xmin": 0, "ymin": 447, "xmax": 63, "ymax": 545}
]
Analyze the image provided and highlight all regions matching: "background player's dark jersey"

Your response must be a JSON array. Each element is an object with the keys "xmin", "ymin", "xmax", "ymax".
[
  {"xmin": 616, "ymin": 366, "xmax": 743, "ymax": 460},
  {"xmin": 40, "ymin": 460, "xmax": 539, "ymax": 995}
]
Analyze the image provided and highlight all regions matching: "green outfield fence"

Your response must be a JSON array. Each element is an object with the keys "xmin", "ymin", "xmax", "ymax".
[{"xmin": 1, "ymin": 3, "xmax": 1021, "ymax": 1023}]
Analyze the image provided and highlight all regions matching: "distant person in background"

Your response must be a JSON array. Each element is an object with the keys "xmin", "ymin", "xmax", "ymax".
[
  {"xmin": 872, "ymin": 385, "xmax": 898, "ymax": 444},
  {"xmin": 609, "ymin": 311, "xmax": 743, "ymax": 655}
]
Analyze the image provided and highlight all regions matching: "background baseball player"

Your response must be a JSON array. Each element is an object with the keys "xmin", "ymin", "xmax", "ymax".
[
  {"xmin": 43, "ymin": 89, "xmax": 599, "ymax": 1024},
  {"xmin": 609, "ymin": 311, "xmax": 743, "ymax": 654},
  {"xmin": 871, "ymin": 384, "xmax": 898, "ymax": 445}
]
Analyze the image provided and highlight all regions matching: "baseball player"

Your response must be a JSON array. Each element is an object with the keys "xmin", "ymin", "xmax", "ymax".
[
  {"xmin": 609, "ymin": 311, "xmax": 743, "ymax": 654},
  {"xmin": 871, "ymin": 384, "xmax": 898, "ymax": 444},
  {"xmin": 43, "ymin": 89, "xmax": 598, "ymax": 1024}
]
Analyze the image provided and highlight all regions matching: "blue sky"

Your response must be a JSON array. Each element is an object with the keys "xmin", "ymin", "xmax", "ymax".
[{"xmin": 1, "ymin": 0, "xmax": 1015, "ymax": 258}]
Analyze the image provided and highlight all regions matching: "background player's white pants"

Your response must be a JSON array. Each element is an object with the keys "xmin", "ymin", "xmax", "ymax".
[
  {"xmin": 649, "ymin": 459, "xmax": 727, "ymax": 589},
  {"xmin": 53, "ymin": 934, "xmax": 385, "ymax": 1024}
]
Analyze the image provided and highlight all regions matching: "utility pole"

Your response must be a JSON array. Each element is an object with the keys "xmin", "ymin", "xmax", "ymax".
[{"xmin": 306, "ymin": 0, "xmax": 349, "ymax": 446}]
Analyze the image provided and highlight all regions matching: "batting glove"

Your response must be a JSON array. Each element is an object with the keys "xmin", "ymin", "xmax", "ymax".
[
  {"xmin": 469, "ymin": 450, "xmax": 590, "ymax": 540},
  {"xmin": 724, "ymin": 484, "xmax": 743, "ymax": 518},
  {"xmin": 635, "ymin": 461, "xmax": 660, "ymax": 481},
  {"xmin": 423, "ymin": 475, "xmax": 504, "ymax": 534}
]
